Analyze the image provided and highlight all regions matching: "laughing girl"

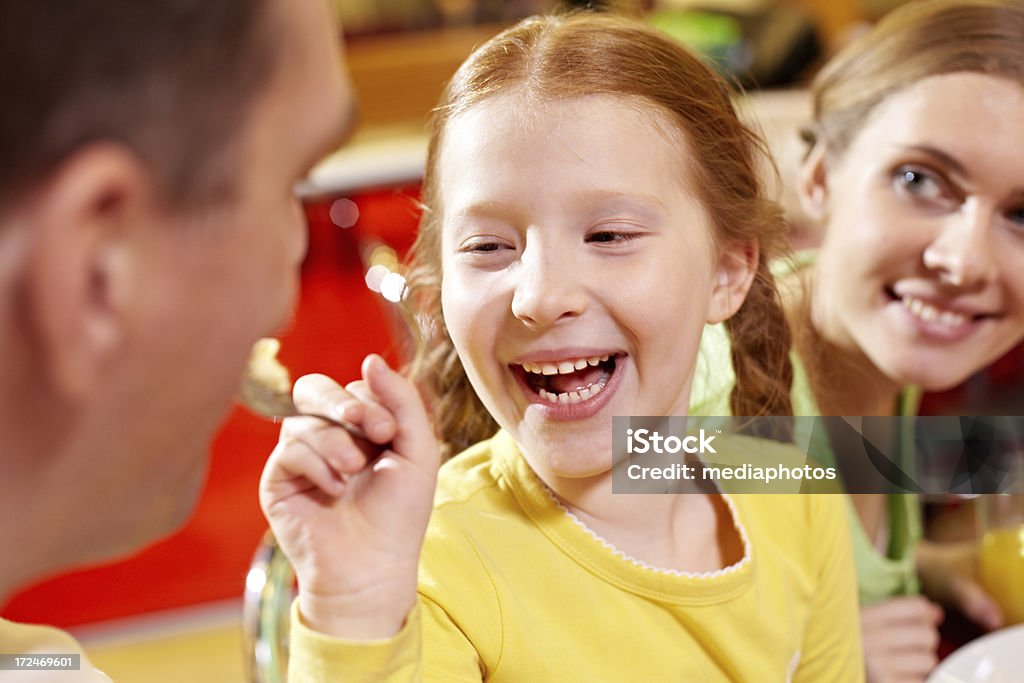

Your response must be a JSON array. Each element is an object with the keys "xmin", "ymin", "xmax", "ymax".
[{"xmin": 261, "ymin": 13, "xmax": 863, "ymax": 682}]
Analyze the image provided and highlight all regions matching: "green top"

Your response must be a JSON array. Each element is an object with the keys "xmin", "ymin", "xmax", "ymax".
[{"xmin": 690, "ymin": 250, "xmax": 922, "ymax": 605}]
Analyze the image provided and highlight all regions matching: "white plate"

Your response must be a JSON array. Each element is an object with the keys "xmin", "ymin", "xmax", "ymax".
[{"xmin": 928, "ymin": 623, "xmax": 1024, "ymax": 683}]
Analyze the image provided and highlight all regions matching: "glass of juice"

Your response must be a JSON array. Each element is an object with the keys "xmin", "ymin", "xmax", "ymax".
[{"xmin": 978, "ymin": 474, "xmax": 1024, "ymax": 625}]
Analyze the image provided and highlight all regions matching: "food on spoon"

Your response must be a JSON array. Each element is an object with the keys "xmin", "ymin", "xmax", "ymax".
[
  {"xmin": 237, "ymin": 337, "xmax": 294, "ymax": 416},
  {"xmin": 246, "ymin": 338, "xmax": 292, "ymax": 394}
]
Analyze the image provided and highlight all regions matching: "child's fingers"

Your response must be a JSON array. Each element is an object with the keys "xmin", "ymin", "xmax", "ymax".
[
  {"xmin": 361, "ymin": 354, "xmax": 438, "ymax": 469},
  {"xmin": 342, "ymin": 379, "xmax": 398, "ymax": 444},
  {"xmin": 279, "ymin": 416, "xmax": 372, "ymax": 474},
  {"xmin": 262, "ymin": 436, "xmax": 345, "ymax": 498},
  {"xmin": 291, "ymin": 372, "xmax": 396, "ymax": 446},
  {"xmin": 292, "ymin": 373, "xmax": 362, "ymax": 423}
]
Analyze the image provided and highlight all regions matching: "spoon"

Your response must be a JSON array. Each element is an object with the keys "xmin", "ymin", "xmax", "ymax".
[{"xmin": 238, "ymin": 338, "xmax": 382, "ymax": 456}]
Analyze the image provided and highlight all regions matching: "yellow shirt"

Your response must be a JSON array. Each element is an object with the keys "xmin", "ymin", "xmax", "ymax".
[
  {"xmin": 290, "ymin": 430, "xmax": 864, "ymax": 682},
  {"xmin": 691, "ymin": 251, "xmax": 923, "ymax": 605},
  {"xmin": 0, "ymin": 618, "xmax": 110, "ymax": 682}
]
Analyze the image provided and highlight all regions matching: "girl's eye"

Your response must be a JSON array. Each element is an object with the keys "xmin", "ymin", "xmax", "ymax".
[
  {"xmin": 460, "ymin": 240, "xmax": 510, "ymax": 254},
  {"xmin": 586, "ymin": 230, "xmax": 642, "ymax": 244},
  {"xmin": 893, "ymin": 165, "xmax": 951, "ymax": 203}
]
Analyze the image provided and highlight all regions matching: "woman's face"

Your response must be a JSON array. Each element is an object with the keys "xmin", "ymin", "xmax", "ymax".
[
  {"xmin": 809, "ymin": 73, "xmax": 1024, "ymax": 391},
  {"xmin": 437, "ymin": 94, "xmax": 752, "ymax": 482}
]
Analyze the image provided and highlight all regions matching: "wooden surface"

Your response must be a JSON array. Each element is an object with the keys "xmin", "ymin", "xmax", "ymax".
[{"xmin": 345, "ymin": 23, "xmax": 508, "ymax": 128}]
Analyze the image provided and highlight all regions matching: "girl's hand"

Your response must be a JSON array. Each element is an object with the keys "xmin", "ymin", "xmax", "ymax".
[
  {"xmin": 861, "ymin": 596, "xmax": 943, "ymax": 683},
  {"xmin": 259, "ymin": 354, "xmax": 440, "ymax": 640},
  {"xmin": 917, "ymin": 539, "xmax": 1004, "ymax": 631}
]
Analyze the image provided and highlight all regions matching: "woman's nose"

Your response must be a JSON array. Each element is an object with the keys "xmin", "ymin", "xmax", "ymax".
[
  {"xmin": 510, "ymin": 244, "xmax": 587, "ymax": 328},
  {"xmin": 922, "ymin": 201, "xmax": 996, "ymax": 289}
]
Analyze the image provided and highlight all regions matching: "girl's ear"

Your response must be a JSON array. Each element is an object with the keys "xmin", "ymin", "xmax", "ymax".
[
  {"xmin": 798, "ymin": 142, "xmax": 829, "ymax": 222},
  {"xmin": 706, "ymin": 240, "xmax": 758, "ymax": 324}
]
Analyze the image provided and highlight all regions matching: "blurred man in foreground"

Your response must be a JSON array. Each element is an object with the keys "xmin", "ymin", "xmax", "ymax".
[{"xmin": 0, "ymin": 0, "xmax": 354, "ymax": 678}]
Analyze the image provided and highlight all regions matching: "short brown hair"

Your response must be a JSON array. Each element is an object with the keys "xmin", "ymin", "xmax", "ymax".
[
  {"xmin": 405, "ymin": 12, "xmax": 794, "ymax": 458},
  {"xmin": 810, "ymin": 0, "xmax": 1024, "ymax": 158},
  {"xmin": 0, "ymin": 0, "xmax": 276, "ymax": 210}
]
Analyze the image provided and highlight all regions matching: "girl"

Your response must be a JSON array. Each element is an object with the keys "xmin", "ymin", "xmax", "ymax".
[
  {"xmin": 691, "ymin": 0, "xmax": 1024, "ymax": 680},
  {"xmin": 261, "ymin": 13, "xmax": 863, "ymax": 682}
]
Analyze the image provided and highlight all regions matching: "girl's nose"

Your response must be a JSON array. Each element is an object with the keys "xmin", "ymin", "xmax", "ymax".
[
  {"xmin": 922, "ymin": 201, "xmax": 996, "ymax": 289},
  {"xmin": 510, "ymin": 243, "xmax": 587, "ymax": 328}
]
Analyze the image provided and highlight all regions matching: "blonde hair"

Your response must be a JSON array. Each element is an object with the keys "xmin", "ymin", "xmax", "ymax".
[
  {"xmin": 405, "ymin": 13, "xmax": 794, "ymax": 458},
  {"xmin": 809, "ymin": 0, "xmax": 1024, "ymax": 157}
]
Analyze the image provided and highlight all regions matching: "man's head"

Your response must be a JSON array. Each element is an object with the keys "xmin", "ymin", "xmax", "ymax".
[{"xmin": 0, "ymin": 0, "xmax": 354, "ymax": 593}]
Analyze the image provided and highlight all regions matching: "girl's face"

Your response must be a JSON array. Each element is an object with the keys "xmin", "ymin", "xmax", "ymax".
[
  {"xmin": 809, "ymin": 73, "xmax": 1024, "ymax": 391},
  {"xmin": 438, "ymin": 94, "xmax": 752, "ymax": 481}
]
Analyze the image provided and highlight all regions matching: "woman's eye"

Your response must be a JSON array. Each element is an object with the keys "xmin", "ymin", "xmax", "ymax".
[{"xmin": 893, "ymin": 166, "xmax": 949, "ymax": 202}]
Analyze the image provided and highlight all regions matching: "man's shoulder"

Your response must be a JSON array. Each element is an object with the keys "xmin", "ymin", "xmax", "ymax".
[{"xmin": 0, "ymin": 618, "xmax": 111, "ymax": 681}]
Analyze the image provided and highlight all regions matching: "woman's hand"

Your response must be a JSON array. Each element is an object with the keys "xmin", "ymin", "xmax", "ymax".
[
  {"xmin": 917, "ymin": 539, "xmax": 1004, "ymax": 631},
  {"xmin": 861, "ymin": 596, "xmax": 943, "ymax": 683},
  {"xmin": 259, "ymin": 354, "xmax": 440, "ymax": 640}
]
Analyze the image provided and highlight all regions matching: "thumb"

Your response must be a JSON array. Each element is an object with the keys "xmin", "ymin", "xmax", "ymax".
[
  {"xmin": 362, "ymin": 354, "xmax": 438, "ymax": 468},
  {"xmin": 952, "ymin": 576, "xmax": 1004, "ymax": 631}
]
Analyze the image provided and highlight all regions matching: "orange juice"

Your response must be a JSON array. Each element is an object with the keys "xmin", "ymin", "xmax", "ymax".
[{"xmin": 979, "ymin": 524, "xmax": 1024, "ymax": 625}]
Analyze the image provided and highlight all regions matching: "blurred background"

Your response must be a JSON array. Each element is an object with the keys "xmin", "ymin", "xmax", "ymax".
[{"xmin": 3, "ymin": 0, "xmax": 1020, "ymax": 680}]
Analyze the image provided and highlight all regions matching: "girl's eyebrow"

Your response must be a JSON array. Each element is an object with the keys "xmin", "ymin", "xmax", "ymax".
[
  {"xmin": 450, "ymin": 200, "xmax": 518, "ymax": 222},
  {"xmin": 451, "ymin": 191, "xmax": 667, "ymax": 222},
  {"xmin": 576, "ymin": 189, "xmax": 667, "ymax": 212}
]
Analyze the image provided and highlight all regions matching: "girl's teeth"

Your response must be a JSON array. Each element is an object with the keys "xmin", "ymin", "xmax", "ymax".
[
  {"xmin": 538, "ymin": 379, "xmax": 606, "ymax": 405},
  {"xmin": 522, "ymin": 354, "xmax": 612, "ymax": 377},
  {"xmin": 901, "ymin": 296, "xmax": 968, "ymax": 327}
]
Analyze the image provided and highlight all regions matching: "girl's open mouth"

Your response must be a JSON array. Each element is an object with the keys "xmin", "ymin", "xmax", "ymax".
[{"xmin": 512, "ymin": 354, "xmax": 619, "ymax": 405}]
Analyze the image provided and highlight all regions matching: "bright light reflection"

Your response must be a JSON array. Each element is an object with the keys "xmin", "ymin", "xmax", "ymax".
[
  {"xmin": 380, "ymin": 272, "xmax": 408, "ymax": 303},
  {"xmin": 246, "ymin": 567, "xmax": 267, "ymax": 594},
  {"xmin": 365, "ymin": 264, "xmax": 390, "ymax": 293},
  {"xmin": 329, "ymin": 198, "xmax": 359, "ymax": 228}
]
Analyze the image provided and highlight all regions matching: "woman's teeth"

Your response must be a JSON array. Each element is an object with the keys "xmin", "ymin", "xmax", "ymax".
[
  {"xmin": 901, "ymin": 295, "xmax": 968, "ymax": 327},
  {"xmin": 521, "ymin": 355, "xmax": 610, "ymax": 376}
]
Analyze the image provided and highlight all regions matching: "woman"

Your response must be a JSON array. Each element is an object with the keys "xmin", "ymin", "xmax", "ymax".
[{"xmin": 692, "ymin": 0, "xmax": 1024, "ymax": 680}]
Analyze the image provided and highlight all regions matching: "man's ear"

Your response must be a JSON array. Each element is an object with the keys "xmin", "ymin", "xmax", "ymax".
[
  {"xmin": 26, "ymin": 144, "xmax": 152, "ymax": 400},
  {"xmin": 798, "ymin": 142, "xmax": 829, "ymax": 222},
  {"xmin": 706, "ymin": 239, "xmax": 758, "ymax": 325}
]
